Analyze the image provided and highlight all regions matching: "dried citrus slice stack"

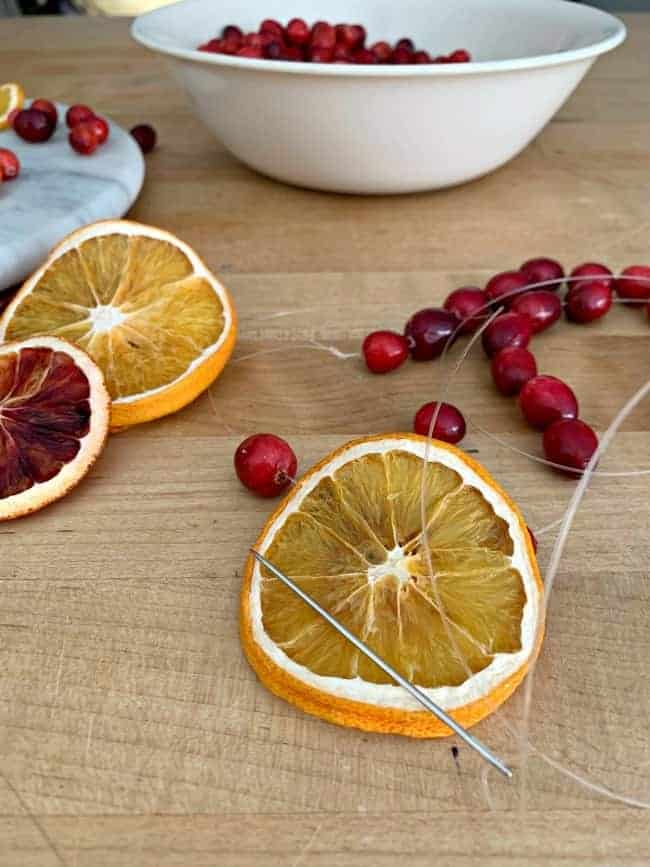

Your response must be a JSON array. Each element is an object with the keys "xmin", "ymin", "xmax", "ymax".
[
  {"xmin": 0, "ymin": 82, "xmax": 24, "ymax": 130},
  {"xmin": 241, "ymin": 434, "xmax": 543, "ymax": 736},
  {"xmin": 0, "ymin": 336, "xmax": 109, "ymax": 521},
  {"xmin": 0, "ymin": 221, "xmax": 236, "ymax": 429}
]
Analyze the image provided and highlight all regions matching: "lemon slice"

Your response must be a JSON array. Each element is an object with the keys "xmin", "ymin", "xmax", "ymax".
[
  {"xmin": 0, "ymin": 82, "xmax": 24, "ymax": 130},
  {"xmin": 241, "ymin": 435, "xmax": 543, "ymax": 736},
  {"xmin": 0, "ymin": 220, "xmax": 236, "ymax": 429}
]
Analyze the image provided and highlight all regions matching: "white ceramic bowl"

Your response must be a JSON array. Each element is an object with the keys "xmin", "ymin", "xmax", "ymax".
[{"xmin": 132, "ymin": 0, "xmax": 625, "ymax": 194}]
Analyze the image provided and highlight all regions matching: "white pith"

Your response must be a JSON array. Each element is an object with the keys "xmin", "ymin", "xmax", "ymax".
[
  {"xmin": 89, "ymin": 304, "xmax": 126, "ymax": 333},
  {"xmin": 250, "ymin": 437, "xmax": 541, "ymax": 712},
  {"xmin": 0, "ymin": 220, "xmax": 234, "ymax": 405}
]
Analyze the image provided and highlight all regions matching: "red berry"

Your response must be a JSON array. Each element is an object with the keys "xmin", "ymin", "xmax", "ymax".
[
  {"xmin": 309, "ymin": 46, "xmax": 333, "ymax": 63},
  {"xmin": 13, "ymin": 108, "xmax": 54, "ymax": 143},
  {"xmin": 260, "ymin": 19, "xmax": 284, "ymax": 38},
  {"xmin": 370, "ymin": 41, "xmax": 392, "ymax": 62},
  {"xmin": 565, "ymin": 280, "xmax": 612, "ymax": 323},
  {"xmin": 404, "ymin": 308, "xmax": 458, "ymax": 361},
  {"xmin": 6, "ymin": 107, "xmax": 20, "ymax": 128},
  {"xmin": 413, "ymin": 51, "xmax": 432, "ymax": 64},
  {"xmin": 491, "ymin": 347, "xmax": 537, "ymax": 396},
  {"xmin": 221, "ymin": 25, "xmax": 243, "ymax": 41},
  {"xmin": 353, "ymin": 48, "xmax": 377, "ymax": 64},
  {"xmin": 311, "ymin": 23, "xmax": 336, "ymax": 49},
  {"xmin": 66, "ymin": 104, "xmax": 95, "ymax": 128},
  {"xmin": 282, "ymin": 45, "xmax": 304, "ymax": 61},
  {"xmin": 265, "ymin": 40, "xmax": 285, "ymax": 59},
  {"xmin": 68, "ymin": 122, "xmax": 99, "ymax": 155},
  {"xmin": 392, "ymin": 46, "xmax": 414, "ymax": 64},
  {"xmin": 520, "ymin": 257, "xmax": 564, "ymax": 289},
  {"xmin": 519, "ymin": 375, "xmax": 578, "ymax": 430},
  {"xmin": 332, "ymin": 44, "xmax": 352, "ymax": 62},
  {"xmin": 234, "ymin": 433, "xmax": 297, "ymax": 497},
  {"xmin": 528, "ymin": 527, "xmax": 538, "ymax": 553},
  {"xmin": 286, "ymin": 18, "xmax": 310, "ymax": 45},
  {"xmin": 614, "ymin": 265, "xmax": 650, "ymax": 302},
  {"xmin": 130, "ymin": 123, "xmax": 157, "ymax": 154},
  {"xmin": 243, "ymin": 32, "xmax": 263, "ymax": 48},
  {"xmin": 362, "ymin": 331, "xmax": 409, "ymax": 374},
  {"xmin": 336, "ymin": 24, "xmax": 366, "ymax": 49},
  {"xmin": 443, "ymin": 287, "xmax": 488, "ymax": 334},
  {"xmin": 482, "ymin": 312, "xmax": 532, "ymax": 357},
  {"xmin": 198, "ymin": 38, "xmax": 222, "ymax": 53},
  {"xmin": 484, "ymin": 270, "xmax": 529, "ymax": 306},
  {"xmin": 237, "ymin": 45, "xmax": 263, "ymax": 58},
  {"xmin": 448, "ymin": 49, "xmax": 471, "ymax": 62},
  {"xmin": 543, "ymin": 419, "xmax": 598, "ymax": 474},
  {"xmin": 88, "ymin": 116, "xmax": 109, "ymax": 145},
  {"xmin": 0, "ymin": 148, "xmax": 20, "ymax": 181},
  {"xmin": 570, "ymin": 262, "xmax": 612, "ymax": 288},
  {"xmin": 413, "ymin": 402, "xmax": 466, "ymax": 444},
  {"xmin": 395, "ymin": 38, "xmax": 415, "ymax": 51},
  {"xmin": 510, "ymin": 290, "xmax": 562, "ymax": 334},
  {"xmin": 30, "ymin": 98, "xmax": 58, "ymax": 129}
]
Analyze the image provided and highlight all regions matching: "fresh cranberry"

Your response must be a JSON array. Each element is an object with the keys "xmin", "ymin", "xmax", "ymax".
[
  {"xmin": 221, "ymin": 30, "xmax": 241, "ymax": 49},
  {"xmin": 88, "ymin": 116, "xmax": 109, "ymax": 145},
  {"xmin": 413, "ymin": 51, "xmax": 432, "ymax": 63},
  {"xmin": 570, "ymin": 262, "xmax": 613, "ymax": 288},
  {"xmin": 243, "ymin": 33, "xmax": 263, "ymax": 48},
  {"xmin": 336, "ymin": 24, "xmax": 366, "ymax": 49},
  {"xmin": 130, "ymin": 123, "xmax": 157, "ymax": 154},
  {"xmin": 237, "ymin": 45, "xmax": 263, "ymax": 58},
  {"xmin": 311, "ymin": 23, "xmax": 336, "ymax": 49},
  {"xmin": 413, "ymin": 401, "xmax": 466, "ymax": 444},
  {"xmin": 332, "ymin": 44, "xmax": 352, "ymax": 62},
  {"xmin": 309, "ymin": 46, "xmax": 333, "ymax": 62},
  {"xmin": 519, "ymin": 375, "xmax": 578, "ymax": 430},
  {"xmin": 510, "ymin": 290, "xmax": 562, "ymax": 334},
  {"xmin": 68, "ymin": 122, "xmax": 99, "ymax": 155},
  {"xmin": 286, "ymin": 18, "xmax": 311, "ymax": 45},
  {"xmin": 370, "ymin": 41, "xmax": 392, "ymax": 62},
  {"xmin": 65, "ymin": 104, "xmax": 94, "ymax": 128},
  {"xmin": 221, "ymin": 24, "xmax": 243, "ymax": 40},
  {"xmin": 491, "ymin": 347, "xmax": 537, "ymax": 396},
  {"xmin": 260, "ymin": 19, "xmax": 284, "ymax": 38},
  {"xmin": 448, "ymin": 49, "xmax": 471, "ymax": 62},
  {"xmin": 614, "ymin": 265, "xmax": 650, "ymax": 302},
  {"xmin": 543, "ymin": 419, "xmax": 598, "ymax": 474},
  {"xmin": 392, "ymin": 46, "xmax": 414, "ymax": 64},
  {"xmin": 443, "ymin": 287, "xmax": 488, "ymax": 334},
  {"xmin": 353, "ymin": 48, "xmax": 377, "ymax": 64},
  {"xmin": 13, "ymin": 108, "xmax": 54, "ymax": 143},
  {"xmin": 265, "ymin": 40, "xmax": 284, "ymax": 59},
  {"xmin": 482, "ymin": 312, "xmax": 532, "ymax": 357},
  {"xmin": 395, "ymin": 38, "xmax": 415, "ymax": 51},
  {"xmin": 362, "ymin": 331, "xmax": 409, "ymax": 374},
  {"xmin": 198, "ymin": 38, "xmax": 222, "ymax": 53},
  {"xmin": 404, "ymin": 308, "xmax": 458, "ymax": 361},
  {"xmin": 282, "ymin": 45, "xmax": 304, "ymax": 61},
  {"xmin": 520, "ymin": 257, "xmax": 564, "ymax": 289},
  {"xmin": 0, "ymin": 148, "xmax": 20, "ymax": 181},
  {"xmin": 565, "ymin": 280, "xmax": 612, "ymax": 323},
  {"xmin": 434, "ymin": 55, "xmax": 451, "ymax": 63},
  {"xmin": 234, "ymin": 433, "xmax": 297, "ymax": 497},
  {"xmin": 528, "ymin": 527, "xmax": 538, "ymax": 553},
  {"xmin": 30, "ymin": 99, "xmax": 57, "ymax": 130},
  {"xmin": 6, "ymin": 107, "xmax": 20, "ymax": 128},
  {"xmin": 484, "ymin": 270, "xmax": 529, "ymax": 306}
]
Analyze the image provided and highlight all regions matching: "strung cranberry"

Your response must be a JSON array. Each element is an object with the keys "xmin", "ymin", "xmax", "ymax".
[
  {"xmin": 260, "ymin": 19, "xmax": 284, "ymax": 38},
  {"xmin": 392, "ymin": 46, "xmax": 414, "ymax": 64},
  {"xmin": 336, "ymin": 24, "xmax": 366, "ymax": 49},
  {"xmin": 519, "ymin": 257, "xmax": 564, "ymax": 290},
  {"xmin": 570, "ymin": 262, "xmax": 612, "ymax": 288},
  {"xmin": 282, "ymin": 45, "xmax": 304, "ymax": 61},
  {"xmin": 311, "ymin": 23, "xmax": 336, "ymax": 49},
  {"xmin": 484, "ymin": 270, "xmax": 529, "ymax": 306},
  {"xmin": 88, "ymin": 116, "xmax": 109, "ymax": 145},
  {"xmin": 565, "ymin": 280, "xmax": 612, "ymax": 324},
  {"xmin": 443, "ymin": 287, "xmax": 488, "ymax": 334},
  {"xmin": 30, "ymin": 99, "xmax": 58, "ymax": 130},
  {"xmin": 234, "ymin": 433, "xmax": 297, "ymax": 498},
  {"xmin": 354, "ymin": 48, "xmax": 377, "ymax": 64},
  {"xmin": 13, "ymin": 108, "xmax": 54, "ymax": 143},
  {"xmin": 362, "ymin": 331, "xmax": 409, "ymax": 374},
  {"xmin": 286, "ymin": 18, "xmax": 310, "ymax": 45},
  {"xmin": 309, "ymin": 46, "xmax": 334, "ymax": 63},
  {"xmin": 528, "ymin": 527, "xmax": 538, "ymax": 554},
  {"xmin": 413, "ymin": 51, "xmax": 432, "ymax": 63},
  {"xmin": 332, "ymin": 44, "xmax": 352, "ymax": 62},
  {"xmin": 413, "ymin": 401, "xmax": 466, "ymax": 444},
  {"xmin": 510, "ymin": 290, "xmax": 562, "ymax": 334},
  {"xmin": 519, "ymin": 375, "xmax": 578, "ymax": 430},
  {"xmin": 221, "ymin": 24, "xmax": 243, "ymax": 40},
  {"xmin": 491, "ymin": 347, "xmax": 537, "ymax": 396},
  {"xmin": 481, "ymin": 312, "xmax": 532, "ymax": 357},
  {"xmin": 404, "ymin": 308, "xmax": 458, "ymax": 361},
  {"xmin": 395, "ymin": 38, "xmax": 415, "ymax": 51},
  {"xmin": 614, "ymin": 265, "xmax": 650, "ymax": 302},
  {"xmin": 65, "ymin": 104, "xmax": 94, "ymax": 128},
  {"xmin": 69, "ymin": 122, "xmax": 99, "ymax": 155},
  {"xmin": 237, "ymin": 45, "xmax": 263, "ymax": 58},
  {"xmin": 130, "ymin": 123, "xmax": 156, "ymax": 154},
  {"xmin": 543, "ymin": 418, "xmax": 598, "ymax": 475},
  {"xmin": 0, "ymin": 148, "xmax": 20, "ymax": 181},
  {"xmin": 370, "ymin": 41, "xmax": 392, "ymax": 62},
  {"xmin": 448, "ymin": 49, "xmax": 471, "ymax": 62}
]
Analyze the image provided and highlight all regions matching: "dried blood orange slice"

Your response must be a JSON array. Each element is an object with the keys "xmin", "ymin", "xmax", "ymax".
[
  {"xmin": 0, "ymin": 337, "xmax": 109, "ymax": 521},
  {"xmin": 0, "ymin": 82, "xmax": 24, "ymax": 130},
  {"xmin": 240, "ymin": 434, "xmax": 543, "ymax": 737}
]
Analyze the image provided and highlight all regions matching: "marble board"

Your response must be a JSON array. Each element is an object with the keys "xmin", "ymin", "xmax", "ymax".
[{"xmin": 0, "ymin": 103, "xmax": 145, "ymax": 290}]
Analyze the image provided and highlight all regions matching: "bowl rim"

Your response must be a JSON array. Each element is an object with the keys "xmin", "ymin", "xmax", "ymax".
[{"xmin": 131, "ymin": 0, "xmax": 626, "ymax": 77}]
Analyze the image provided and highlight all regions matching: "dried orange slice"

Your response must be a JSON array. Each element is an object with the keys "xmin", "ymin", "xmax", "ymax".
[
  {"xmin": 241, "ymin": 434, "xmax": 543, "ymax": 737},
  {"xmin": 0, "ymin": 220, "xmax": 236, "ymax": 430},
  {"xmin": 0, "ymin": 82, "xmax": 24, "ymax": 130},
  {"xmin": 0, "ymin": 336, "xmax": 109, "ymax": 521}
]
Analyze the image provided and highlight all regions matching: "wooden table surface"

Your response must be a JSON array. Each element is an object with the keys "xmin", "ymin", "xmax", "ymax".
[{"xmin": 1, "ymin": 14, "xmax": 649, "ymax": 866}]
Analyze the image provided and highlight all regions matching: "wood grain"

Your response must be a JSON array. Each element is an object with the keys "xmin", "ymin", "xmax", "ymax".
[{"xmin": 1, "ymin": 15, "xmax": 649, "ymax": 866}]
